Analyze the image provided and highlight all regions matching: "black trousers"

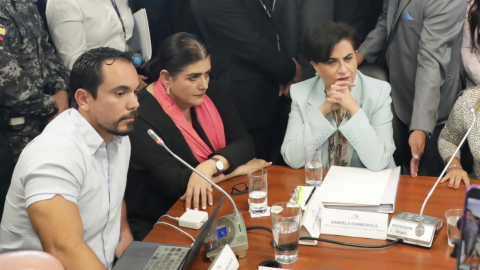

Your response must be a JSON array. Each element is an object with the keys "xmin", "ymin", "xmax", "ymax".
[
  {"xmin": 224, "ymin": 78, "xmax": 289, "ymax": 165},
  {"xmin": 392, "ymin": 111, "xmax": 445, "ymax": 177}
]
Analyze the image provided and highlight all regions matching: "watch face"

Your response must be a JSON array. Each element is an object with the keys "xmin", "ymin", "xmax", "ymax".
[{"xmin": 216, "ymin": 160, "xmax": 224, "ymax": 171}]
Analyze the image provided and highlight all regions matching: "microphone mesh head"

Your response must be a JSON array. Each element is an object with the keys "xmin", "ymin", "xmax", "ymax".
[{"xmin": 147, "ymin": 129, "xmax": 162, "ymax": 143}]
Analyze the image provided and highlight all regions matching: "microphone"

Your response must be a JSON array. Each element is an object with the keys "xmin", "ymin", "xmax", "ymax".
[
  {"xmin": 147, "ymin": 129, "xmax": 248, "ymax": 259},
  {"xmin": 387, "ymin": 102, "xmax": 476, "ymax": 247},
  {"xmin": 147, "ymin": 129, "xmax": 239, "ymax": 217}
]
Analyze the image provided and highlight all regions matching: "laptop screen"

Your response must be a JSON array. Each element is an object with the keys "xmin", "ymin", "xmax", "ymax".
[{"xmin": 181, "ymin": 195, "xmax": 225, "ymax": 270}]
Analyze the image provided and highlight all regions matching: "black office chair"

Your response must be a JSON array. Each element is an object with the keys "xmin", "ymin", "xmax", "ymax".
[{"xmin": 358, "ymin": 62, "xmax": 389, "ymax": 82}]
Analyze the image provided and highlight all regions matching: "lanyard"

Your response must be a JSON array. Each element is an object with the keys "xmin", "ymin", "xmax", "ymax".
[
  {"xmin": 257, "ymin": 0, "xmax": 272, "ymax": 18},
  {"xmin": 110, "ymin": 0, "xmax": 128, "ymax": 50},
  {"xmin": 256, "ymin": 0, "xmax": 281, "ymax": 52}
]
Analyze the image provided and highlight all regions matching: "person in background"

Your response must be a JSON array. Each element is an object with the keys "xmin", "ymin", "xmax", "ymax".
[
  {"xmin": 281, "ymin": 22, "xmax": 396, "ymax": 171},
  {"xmin": 357, "ymin": 0, "xmax": 466, "ymax": 177},
  {"xmin": 191, "ymin": 0, "xmax": 302, "ymax": 164},
  {"xmin": 0, "ymin": 47, "xmax": 138, "ymax": 270},
  {"xmin": 46, "ymin": 0, "xmax": 133, "ymax": 72},
  {"xmin": 130, "ymin": 0, "xmax": 204, "ymax": 59},
  {"xmin": 0, "ymin": 0, "xmax": 69, "ymax": 220},
  {"xmin": 126, "ymin": 33, "xmax": 269, "ymax": 240},
  {"xmin": 438, "ymin": 86, "xmax": 480, "ymax": 189},
  {"xmin": 334, "ymin": 0, "xmax": 384, "ymax": 43},
  {"xmin": 463, "ymin": 0, "xmax": 480, "ymax": 85}
]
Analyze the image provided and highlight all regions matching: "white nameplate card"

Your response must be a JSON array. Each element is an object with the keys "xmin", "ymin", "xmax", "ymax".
[
  {"xmin": 299, "ymin": 189, "xmax": 323, "ymax": 245},
  {"xmin": 207, "ymin": 244, "xmax": 239, "ymax": 270},
  {"xmin": 321, "ymin": 208, "xmax": 388, "ymax": 240}
]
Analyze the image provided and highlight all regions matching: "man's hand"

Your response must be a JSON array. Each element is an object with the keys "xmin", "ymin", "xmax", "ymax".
[
  {"xmin": 409, "ymin": 130, "xmax": 426, "ymax": 177},
  {"xmin": 356, "ymin": 52, "xmax": 365, "ymax": 66},
  {"xmin": 138, "ymin": 75, "xmax": 148, "ymax": 90},
  {"xmin": 292, "ymin": 58, "xmax": 302, "ymax": 83},
  {"xmin": 116, "ymin": 200, "xmax": 133, "ymax": 258},
  {"xmin": 116, "ymin": 228, "xmax": 134, "ymax": 258},
  {"xmin": 279, "ymin": 82, "xmax": 293, "ymax": 97},
  {"xmin": 50, "ymin": 90, "xmax": 69, "ymax": 121}
]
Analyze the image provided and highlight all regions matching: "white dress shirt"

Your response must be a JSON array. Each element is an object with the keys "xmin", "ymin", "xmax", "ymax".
[
  {"xmin": 46, "ymin": 0, "xmax": 134, "ymax": 71},
  {"xmin": 0, "ymin": 109, "xmax": 131, "ymax": 270}
]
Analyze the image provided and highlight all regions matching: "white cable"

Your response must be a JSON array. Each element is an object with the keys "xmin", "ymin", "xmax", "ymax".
[
  {"xmin": 155, "ymin": 222, "xmax": 195, "ymax": 243},
  {"xmin": 156, "ymin": 215, "xmax": 179, "ymax": 223}
]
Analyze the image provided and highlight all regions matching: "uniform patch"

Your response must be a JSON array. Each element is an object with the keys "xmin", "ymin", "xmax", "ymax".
[{"xmin": 0, "ymin": 24, "xmax": 5, "ymax": 41}]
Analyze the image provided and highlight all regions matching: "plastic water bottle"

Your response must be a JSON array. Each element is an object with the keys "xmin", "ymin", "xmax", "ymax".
[{"xmin": 131, "ymin": 52, "xmax": 143, "ymax": 67}]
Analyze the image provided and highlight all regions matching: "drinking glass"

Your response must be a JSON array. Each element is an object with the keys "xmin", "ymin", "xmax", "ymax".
[
  {"xmin": 248, "ymin": 168, "xmax": 268, "ymax": 214},
  {"xmin": 445, "ymin": 209, "xmax": 463, "ymax": 247},
  {"xmin": 304, "ymin": 144, "xmax": 323, "ymax": 186},
  {"xmin": 270, "ymin": 202, "xmax": 302, "ymax": 264}
]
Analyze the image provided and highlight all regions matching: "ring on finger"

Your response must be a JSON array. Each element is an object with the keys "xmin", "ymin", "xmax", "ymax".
[
  {"xmin": 336, "ymin": 91, "xmax": 339, "ymax": 95},
  {"xmin": 207, "ymin": 188, "xmax": 213, "ymax": 193},
  {"xmin": 336, "ymin": 99, "xmax": 339, "ymax": 103}
]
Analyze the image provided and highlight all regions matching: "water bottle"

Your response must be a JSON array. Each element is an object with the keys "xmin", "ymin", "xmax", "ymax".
[{"xmin": 130, "ymin": 52, "xmax": 143, "ymax": 67}]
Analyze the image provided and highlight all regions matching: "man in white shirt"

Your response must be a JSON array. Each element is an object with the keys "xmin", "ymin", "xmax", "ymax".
[{"xmin": 0, "ymin": 47, "xmax": 140, "ymax": 270}]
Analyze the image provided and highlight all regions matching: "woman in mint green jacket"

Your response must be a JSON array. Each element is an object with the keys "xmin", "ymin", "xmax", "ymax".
[{"xmin": 281, "ymin": 22, "xmax": 396, "ymax": 171}]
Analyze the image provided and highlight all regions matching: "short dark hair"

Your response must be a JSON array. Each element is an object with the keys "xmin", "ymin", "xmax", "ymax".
[
  {"xmin": 304, "ymin": 21, "xmax": 358, "ymax": 64},
  {"xmin": 69, "ymin": 47, "xmax": 133, "ymax": 108},
  {"xmin": 144, "ymin": 32, "xmax": 210, "ymax": 83}
]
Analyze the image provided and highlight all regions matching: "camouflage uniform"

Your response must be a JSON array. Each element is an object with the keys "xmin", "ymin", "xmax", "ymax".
[{"xmin": 0, "ymin": 0, "xmax": 69, "ymax": 161}]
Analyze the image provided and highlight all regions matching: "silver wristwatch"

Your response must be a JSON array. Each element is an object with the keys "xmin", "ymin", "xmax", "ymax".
[{"xmin": 211, "ymin": 157, "xmax": 224, "ymax": 176}]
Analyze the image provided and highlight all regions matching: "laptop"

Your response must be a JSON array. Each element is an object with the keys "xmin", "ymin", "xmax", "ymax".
[{"xmin": 114, "ymin": 196, "xmax": 225, "ymax": 270}]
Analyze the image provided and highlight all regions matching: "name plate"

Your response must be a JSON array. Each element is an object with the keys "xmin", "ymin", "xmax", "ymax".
[
  {"xmin": 299, "ymin": 189, "xmax": 323, "ymax": 245},
  {"xmin": 207, "ymin": 244, "xmax": 239, "ymax": 270},
  {"xmin": 321, "ymin": 208, "xmax": 388, "ymax": 240}
]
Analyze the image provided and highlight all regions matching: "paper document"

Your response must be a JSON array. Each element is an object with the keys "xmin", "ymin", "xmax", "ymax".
[
  {"xmin": 318, "ymin": 166, "xmax": 392, "ymax": 206},
  {"xmin": 323, "ymin": 167, "xmax": 401, "ymax": 213},
  {"xmin": 127, "ymin": 9, "xmax": 152, "ymax": 61}
]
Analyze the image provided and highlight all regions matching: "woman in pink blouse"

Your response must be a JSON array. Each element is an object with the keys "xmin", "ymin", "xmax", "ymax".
[{"xmin": 463, "ymin": 0, "xmax": 480, "ymax": 85}]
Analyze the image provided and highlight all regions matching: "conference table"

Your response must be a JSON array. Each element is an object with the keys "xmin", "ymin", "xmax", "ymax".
[{"xmin": 144, "ymin": 166, "xmax": 471, "ymax": 269}]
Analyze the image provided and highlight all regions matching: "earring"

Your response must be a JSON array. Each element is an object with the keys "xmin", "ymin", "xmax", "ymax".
[
  {"xmin": 166, "ymin": 88, "xmax": 170, "ymax": 96},
  {"xmin": 315, "ymin": 73, "xmax": 318, "ymax": 76}
]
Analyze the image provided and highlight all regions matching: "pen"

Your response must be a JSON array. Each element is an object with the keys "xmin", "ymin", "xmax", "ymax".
[{"xmin": 304, "ymin": 187, "xmax": 316, "ymax": 206}]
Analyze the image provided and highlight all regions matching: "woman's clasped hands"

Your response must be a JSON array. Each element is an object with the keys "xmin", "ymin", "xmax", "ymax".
[{"xmin": 319, "ymin": 81, "xmax": 359, "ymax": 117}]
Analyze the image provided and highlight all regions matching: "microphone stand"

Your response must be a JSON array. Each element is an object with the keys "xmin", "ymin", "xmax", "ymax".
[
  {"xmin": 387, "ymin": 105, "xmax": 476, "ymax": 247},
  {"xmin": 147, "ymin": 129, "xmax": 248, "ymax": 259},
  {"xmin": 416, "ymin": 106, "xmax": 476, "ymax": 236}
]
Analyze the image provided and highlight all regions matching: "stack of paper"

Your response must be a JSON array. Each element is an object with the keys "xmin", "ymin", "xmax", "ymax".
[
  {"xmin": 127, "ymin": 9, "xmax": 152, "ymax": 61},
  {"xmin": 318, "ymin": 166, "xmax": 401, "ymax": 213}
]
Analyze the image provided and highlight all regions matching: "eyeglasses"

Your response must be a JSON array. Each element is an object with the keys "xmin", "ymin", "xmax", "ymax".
[{"xmin": 231, "ymin": 183, "xmax": 249, "ymax": 195}]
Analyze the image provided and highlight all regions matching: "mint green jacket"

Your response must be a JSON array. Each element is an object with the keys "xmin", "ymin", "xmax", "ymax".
[{"xmin": 281, "ymin": 71, "xmax": 396, "ymax": 171}]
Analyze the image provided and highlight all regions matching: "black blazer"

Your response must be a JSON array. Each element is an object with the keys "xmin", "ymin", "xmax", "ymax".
[
  {"xmin": 191, "ymin": 0, "xmax": 296, "ymax": 83},
  {"xmin": 130, "ymin": 0, "xmax": 204, "ymax": 57},
  {"xmin": 125, "ymin": 81, "xmax": 254, "ymax": 240}
]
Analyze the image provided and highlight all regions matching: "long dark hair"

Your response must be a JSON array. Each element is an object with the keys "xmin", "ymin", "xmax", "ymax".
[
  {"xmin": 143, "ymin": 32, "xmax": 210, "ymax": 83},
  {"xmin": 469, "ymin": 0, "xmax": 480, "ymax": 48}
]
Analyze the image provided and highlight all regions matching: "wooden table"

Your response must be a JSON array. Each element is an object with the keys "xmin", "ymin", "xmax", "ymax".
[{"xmin": 144, "ymin": 166, "xmax": 470, "ymax": 269}]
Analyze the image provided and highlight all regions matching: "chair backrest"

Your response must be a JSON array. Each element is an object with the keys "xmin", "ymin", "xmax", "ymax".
[
  {"xmin": 0, "ymin": 250, "xmax": 65, "ymax": 270},
  {"xmin": 358, "ymin": 63, "xmax": 389, "ymax": 82}
]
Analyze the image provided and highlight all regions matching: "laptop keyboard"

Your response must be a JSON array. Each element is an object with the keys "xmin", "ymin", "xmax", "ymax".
[{"xmin": 142, "ymin": 246, "xmax": 190, "ymax": 270}]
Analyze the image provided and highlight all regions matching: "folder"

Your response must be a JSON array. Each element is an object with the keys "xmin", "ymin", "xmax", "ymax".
[
  {"xmin": 127, "ymin": 8, "xmax": 152, "ymax": 61},
  {"xmin": 320, "ymin": 166, "xmax": 401, "ymax": 213}
]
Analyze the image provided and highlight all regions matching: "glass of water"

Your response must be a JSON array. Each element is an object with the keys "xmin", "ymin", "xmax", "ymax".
[
  {"xmin": 248, "ymin": 168, "xmax": 268, "ymax": 214},
  {"xmin": 270, "ymin": 202, "xmax": 302, "ymax": 264},
  {"xmin": 445, "ymin": 209, "xmax": 463, "ymax": 247},
  {"xmin": 305, "ymin": 144, "xmax": 323, "ymax": 186}
]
